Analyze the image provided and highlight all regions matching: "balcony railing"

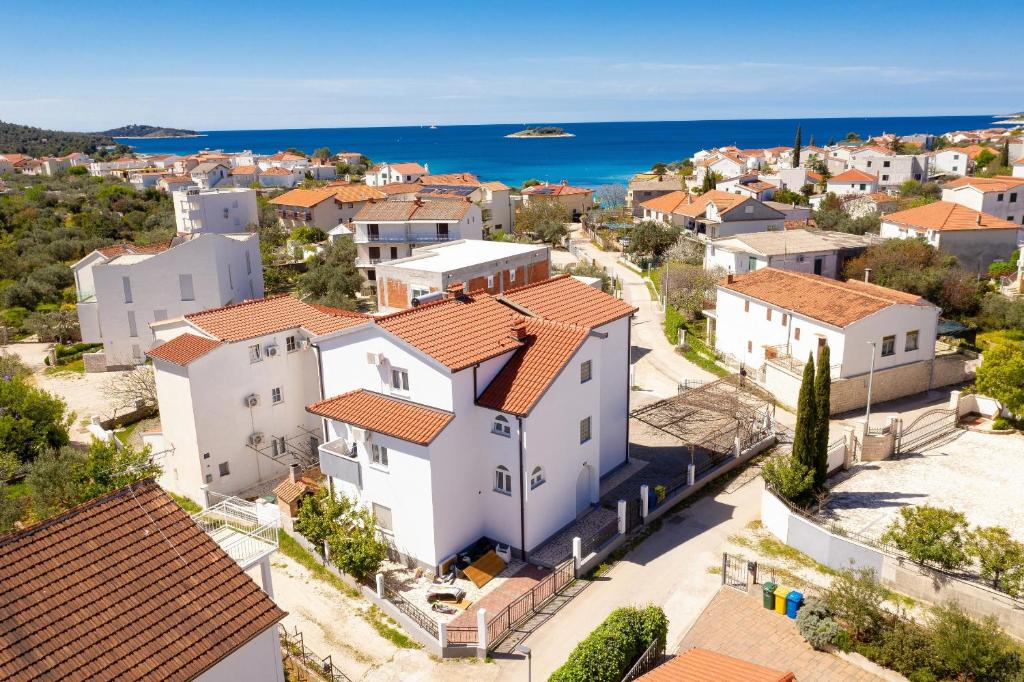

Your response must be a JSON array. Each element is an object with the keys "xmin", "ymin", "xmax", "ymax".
[
  {"xmin": 319, "ymin": 440, "xmax": 361, "ymax": 489},
  {"xmin": 354, "ymin": 233, "xmax": 454, "ymax": 244},
  {"xmin": 193, "ymin": 493, "xmax": 280, "ymax": 569},
  {"xmin": 764, "ymin": 344, "xmax": 842, "ymax": 378},
  {"xmin": 354, "ymin": 258, "xmax": 382, "ymax": 267}
]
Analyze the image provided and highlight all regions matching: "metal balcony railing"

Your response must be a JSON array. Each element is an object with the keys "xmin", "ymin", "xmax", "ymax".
[
  {"xmin": 764, "ymin": 344, "xmax": 842, "ymax": 378},
  {"xmin": 193, "ymin": 493, "xmax": 279, "ymax": 569}
]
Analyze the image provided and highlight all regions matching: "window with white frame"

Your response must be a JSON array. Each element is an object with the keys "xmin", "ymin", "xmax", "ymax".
[
  {"xmin": 179, "ymin": 273, "xmax": 195, "ymax": 301},
  {"xmin": 580, "ymin": 360, "xmax": 592, "ymax": 383},
  {"xmin": 371, "ymin": 444, "xmax": 389, "ymax": 468},
  {"xmin": 373, "ymin": 502, "xmax": 393, "ymax": 532},
  {"xmin": 905, "ymin": 330, "xmax": 919, "ymax": 352},
  {"xmin": 508, "ymin": 268, "xmax": 516, "ymax": 283},
  {"xmin": 492, "ymin": 415, "xmax": 511, "ymax": 437},
  {"xmin": 881, "ymin": 335, "xmax": 896, "ymax": 357},
  {"xmin": 494, "ymin": 466, "xmax": 512, "ymax": 495},
  {"xmin": 579, "ymin": 416, "xmax": 592, "ymax": 444},
  {"xmin": 391, "ymin": 368, "xmax": 409, "ymax": 392},
  {"xmin": 487, "ymin": 275, "xmax": 495, "ymax": 288},
  {"xmin": 530, "ymin": 466, "xmax": 545, "ymax": 489},
  {"xmin": 249, "ymin": 344, "xmax": 262, "ymax": 363},
  {"xmin": 286, "ymin": 335, "xmax": 297, "ymax": 352},
  {"xmin": 271, "ymin": 387, "xmax": 283, "ymax": 404}
]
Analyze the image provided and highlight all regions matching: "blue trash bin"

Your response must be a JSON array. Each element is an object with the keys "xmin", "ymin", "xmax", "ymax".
[{"xmin": 785, "ymin": 590, "xmax": 803, "ymax": 619}]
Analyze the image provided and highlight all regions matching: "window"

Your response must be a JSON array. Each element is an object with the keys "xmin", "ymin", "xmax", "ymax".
[
  {"xmin": 203, "ymin": 452, "xmax": 210, "ymax": 459},
  {"xmin": 744, "ymin": 205, "xmax": 753, "ymax": 214},
  {"xmin": 530, "ymin": 466, "xmax": 545, "ymax": 489},
  {"xmin": 153, "ymin": 309, "xmax": 167, "ymax": 322},
  {"xmin": 373, "ymin": 502, "xmax": 393, "ymax": 532},
  {"xmin": 858, "ymin": 183, "xmax": 866, "ymax": 191},
  {"xmin": 781, "ymin": 313, "xmax": 788, "ymax": 326},
  {"xmin": 579, "ymin": 416, "xmax": 592, "ymax": 444},
  {"xmin": 487, "ymin": 275, "xmax": 495, "ymax": 288},
  {"xmin": 1011, "ymin": 193, "xmax": 1018, "ymax": 203},
  {"xmin": 249, "ymin": 344, "xmax": 262, "ymax": 363},
  {"xmin": 127, "ymin": 311, "xmax": 137, "ymax": 337},
  {"xmin": 122, "ymin": 276, "xmax": 133, "ymax": 303},
  {"xmin": 205, "ymin": 473, "xmax": 213, "ymax": 484},
  {"xmin": 391, "ymin": 368, "xmax": 409, "ymax": 392},
  {"xmin": 245, "ymin": 250, "xmax": 252, "ymax": 275},
  {"xmin": 905, "ymin": 330, "xmax": 919, "ymax": 352},
  {"xmin": 866, "ymin": 161, "xmax": 873, "ymax": 168},
  {"xmin": 371, "ymin": 444, "xmax": 388, "ymax": 468},
  {"xmin": 744, "ymin": 300, "xmax": 750, "ymax": 313},
  {"xmin": 580, "ymin": 360, "xmax": 592, "ymax": 383},
  {"xmin": 492, "ymin": 415, "xmax": 511, "ymax": 437},
  {"xmin": 494, "ymin": 466, "xmax": 512, "ymax": 495},
  {"xmin": 747, "ymin": 256, "xmax": 758, "ymax": 271},
  {"xmin": 271, "ymin": 387, "xmax": 283, "ymax": 404},
  {"xmin": 286, "ymin": 335, "xmax": 297, "ymax": 352},
  {"xmin": 367, "ymin": 268, "xmax": 376, "ymax": 281},
  {"xmin": 997, "ymin": 193, "xmax": 1004, "ymax": 202},
  {"xmin": 179, "ymin": 274, "xmax": 195, "ymax": 301},
  {"xmin": 218, "ymin": 462, "xmax": 230, "ymax": 477},
  {"xmin": 883, "ymin": 160, "xmax": 891, "ymax": 168},
  {"xmin": 766, "ymin": 308, "xmax": 772, "ymax": 321},
  {"xmin": 508, "ymin": 268, "xmax": 516, "ymax": 283},
  {"xmin": 881, "ymin": 335, "xmax": 896, "ymax": 357},
  {"xmin": 881, "ymin": 175, "xmax": 889, "ymax": 182},
  {"xmin": 390, "ymin": 246, "xmax": 398, "ymax": 260}
]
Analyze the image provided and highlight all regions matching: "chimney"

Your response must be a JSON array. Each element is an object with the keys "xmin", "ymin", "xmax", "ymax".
[
  {"xmin": 976, "ymin": 214, "xmax": 982, "ymax": 226},
  {"xmin": 864, "ymin": 268, "xmax": 872, "ymax": 283},
  {"xmin": 726, "ymin": 274, "xmax": 735, "ymax": 284},
  {"xmin": 289, "ymin": 463, "xmax": 300, "ymax": 484},
  {"xmin": 446, "ymin": 281, "xmax": 465, "ymax": 298},
  {"xmin": 512, "ymin": 315, "xmax": 529, "ymax": 340}
]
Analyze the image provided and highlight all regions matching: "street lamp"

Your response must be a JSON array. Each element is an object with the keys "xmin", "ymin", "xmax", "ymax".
[
  {"xmin": 865, "ymin": 341, "xmax": 877, "ymax": 429},
  {"xmin": 517, "ymin": 644, "xmax": 532, "ymax": 681}
]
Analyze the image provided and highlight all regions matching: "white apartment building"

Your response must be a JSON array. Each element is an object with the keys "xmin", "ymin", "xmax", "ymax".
[
  {"xmin": 258, "ymin": 167, "xmax": 300, "ymax": 188},
  {"xmin": 351, "ymin": 199, "xmax": 483, "ymax": 283},
  {"xmin": 941, "ymin": 176, "xmax": 1024, "ymax": 225},
  {"xmin": 931, "ymin": 149, "xmax": 970, "ymax": 176},
  {"xmin": 190, "ymin": 161, "xmax": 230, "ymax": 189},
  {"xmin": 74, "ymin": 233, "xmax": 263, "ymax": 369},
  {"xmin": 846, "ymin": 147, "xmax": 929, "ymax": 188},
  {"xmin": 147, "ymin": 297, "xmax": 365, "ymax": 502},
  {"xmin": 825, "ymin": 168, "xmax": 879, "ymax": 197},
  {"xmin": 705, "ymin": 229, "xmax": 875, "ymax": 279},
  {"xmin": 365, "ymin": 162, "xmax": 428, "ymax": 187},
  {"xmin": 173, "ymin": 187, "xmax": 259, "ymax": 234},
  {"xmin": 1014, "ymin": 159, "xmax": 1024, "ymax": 178}
]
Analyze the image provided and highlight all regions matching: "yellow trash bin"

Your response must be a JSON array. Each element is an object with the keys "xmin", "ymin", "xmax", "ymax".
[{"xmin": 773, "ymin": 585, "xmax": 789, "ymax": 614}]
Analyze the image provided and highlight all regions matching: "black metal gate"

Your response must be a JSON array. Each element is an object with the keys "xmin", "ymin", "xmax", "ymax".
[
  {"xmin": 625, "ymin": 497, "xmax": 643, "ymax": 533},
  {"xmin": 721, "ymin": 553, "xmax": 752, "ymax": 591},
  {"xmin": 897, "ymin": 408, "xmax": 957, "ymax": 454}
]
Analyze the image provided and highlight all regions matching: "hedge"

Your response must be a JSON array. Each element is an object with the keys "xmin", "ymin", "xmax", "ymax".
[{"xmin": 549, "ymin": 605, "xmax": 668, "ymax": 682}]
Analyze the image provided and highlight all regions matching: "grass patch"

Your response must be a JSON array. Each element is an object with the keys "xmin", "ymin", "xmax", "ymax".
[
  {"xmin": 365, "ymin": 605, "xmax": 420, "ymax": 649},
  {"xmin": 644, "ymin": 279, "xmax": 658, "ymax": 301},
  {"xmin": 706, "ymin": 565, "xmax": 722, "ymax": 575},
  {"xmin": 43, "ymin": 358, "xmax": 84, "ymax": 375},
  {"xmin": 977, "ymin": 328, "xmax": 1024, "ymax": 351},
  {"xmin": 167, "ymin": 491, "xmax": 201, "ymax": 513},
  {"xmin": 115, "ymin": 421, "xmax": 140, "ymax": 446}
]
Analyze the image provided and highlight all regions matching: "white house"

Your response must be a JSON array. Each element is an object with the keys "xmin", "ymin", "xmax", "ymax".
[
  {"xmin": 366, "ymin": 162, "xmax": 428, "ymax": 187},
  {"xmin": 880, "ymin": 201, "xmax": 1021, "ymax": 273},
  {"xmin": 74, "ymin": 232, "xmax": 264, "ymax": 370},
  {"xmin": 173, "ymin": 187, "xmax": 259, "ymax": 234},
  {"xmin": 351, "ymin": 199, "xmax": 484, "ymax": 283},
  {"xmin": 190, "ymin": 161, "xmax": 230, "ymax": 189},
  {"xmin": 846, "ymin": 146, "xmax": 929, "ymax": 188},
  {"xmin": 826, "ymin": 168, "xmax": 878, "ymax": 197},
  {"xmin": 941, "ymin": 176, "xmax": 1024, "ymax": 225},
  {"xmin": 0, "ymin": 479, "xmax": 286, "ymax": 682},
  {"xmin": 258, "ymin": 166, "xmax": 300, "ymax": 188},
  {"xmin": 704, "ymin": 229, "xmax": 875, "ymax": 279},
  {"xmin": 931, "ymin": 149, "xmax": 969, "ymax": 176},
  {"xmin": 1013, "ymin": 158, "xmax": 1024, "ymax": 178},
  {"xmin": 268, "ymin": 184, "xmax": 386, "ymax": 231},
  {"xmin": 639, "ymin": 190, "xmax": 786, "ymax": 238}
]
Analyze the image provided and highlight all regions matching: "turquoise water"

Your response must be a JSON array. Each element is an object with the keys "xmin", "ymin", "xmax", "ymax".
[{"xmin": 117, "ymin": 116, "xmax": 1001, "ymax": 187}]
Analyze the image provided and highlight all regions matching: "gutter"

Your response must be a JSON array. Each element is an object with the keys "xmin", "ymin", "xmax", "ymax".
[
  {"xmin": 310, "ymin": 339, "xmax": 328, "ymax": 442},
  {"xmin": 517, "ymin": 415, "xmax": 527, "ymax": 561}
]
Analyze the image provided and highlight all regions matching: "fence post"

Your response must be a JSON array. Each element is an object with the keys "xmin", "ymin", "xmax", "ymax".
[
  {"xmin": 200, "ymin": 484, "xmax": 210, "ymax": 510},
  {"xmin": 476, "ymin": 608, "xmax": 488, "ymax": 659},
  {"xmin": 629, "ymin": 364, "xmax": 635, "ymax": 389},
  {"xmin": 843, "ymin": 426, "xmax": 857, "ymax": 469},
  {"xmin": 948, "ymin": 389, "xmax": 961, "ymax": 413},
  {"xmin": 375, "ymin": 573, "xmax": 384, "ymax": 599},
  {"xmin": 617, "ymin": 499, "xmax": 626, "ymax": 534},
  {"xmin": 572, "ymin": 537, "xmax": 582, "ymax": 576},
  {"xmin": 324, "ymin": 540, "xmax": 331, "ymax": 565},
  {"xmin": 640, "ymin": 485, "xmax": 649, "ymax": 519},
  {"xmin": 720, "ymin": 553, "xmax": 727, "ymax": 585},
  {"xmin": 733, "ymin": 436, "xmax": 742, "ymax": 458},
  {"xmin": 687, "ymin": 463, "xmax": 695, "ymax": 486},
  {"xmin": 437, "ymin": 621, "xmax": 447, "ymax": 648}
]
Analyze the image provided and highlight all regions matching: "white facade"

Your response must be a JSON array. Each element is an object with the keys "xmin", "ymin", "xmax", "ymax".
[
  {"xmin": 931, "ymin": 149, "xmax": 968, "ymax": 175},
  {"xmin": 173, "ymin": 188, "xmax": 259, "ymax": 234},
  {"xmin": 942, "ymin": 181, "xmax": 1024, "ymax": 224},
  {"xmin": 76, "ymin": 234, "xmax": 263, "ymax": 368},
  {"xmin": 193, "ymin": 626, "xmax": 284, "ymax": 682},
  {"xmin": 366, "ymin": 162, "xmax": 427, "ymax": 186}
]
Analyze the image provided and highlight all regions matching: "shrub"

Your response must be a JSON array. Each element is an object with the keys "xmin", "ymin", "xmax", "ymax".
[
  {"xmin": 929, "ymin": 603, "xmax": 1022, "ymax": 682},
  {"xmin": 967, "ymin": 526, "xmax": 1024, "ymax": 595},
  {"xmin": 796, "ymin": 598, "xmax": 842, "ymax": 650},
  {"xmin": 549, "ymin": 605, "xmax": 668, "ymax": 682},
  {"xmin": 761, "ymin": 453, "xmax": 815, "ymax": 502},
  {"xmin": 881, "ymin": 505, "xmax": 969, "ymax": 569},
  {"xmin": 861, "ymin": 616, "xmax": 938, "ymax": 680},
  {"xmin": 824, "ymin": 567, "xmax": 886, "ymax": 641},
  {"xmin": 992, "ymin": 417, "xmax": 1014, "ymax": 431}
]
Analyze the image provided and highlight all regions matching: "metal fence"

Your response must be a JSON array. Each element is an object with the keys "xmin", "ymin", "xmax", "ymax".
[
  {"xmin": 580, "ymin": 516, "xmax": 619, "ymax": 558},
  {"xmin": 381, "ymin": 578, "xmax": 440, "ymax": 640},
  {"xmin": 486, "ymin": 558, "xmax": 575, "ymax": 648},
  {"xmin": 279, "ymin": 624, "xmax": 351, "ymax": 682},
  {"xmin": 620, "ymin": 638, "xmax": 666, "ymax": 681}
]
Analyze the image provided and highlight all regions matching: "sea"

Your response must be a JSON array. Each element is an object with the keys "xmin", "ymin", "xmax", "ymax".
[{"xmin": 116, "ymin": 115, "xmax": 1003, "ymax": 188}]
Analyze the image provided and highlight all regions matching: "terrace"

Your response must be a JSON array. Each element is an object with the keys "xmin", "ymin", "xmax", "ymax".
[{"xmin": 193, "ymin": 491, "xmax": 280, "ymax": 571}]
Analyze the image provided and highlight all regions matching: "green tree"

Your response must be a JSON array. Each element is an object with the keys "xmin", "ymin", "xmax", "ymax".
[
  {"xmin": 515, "ymin": 199, "xmax": 570, "ymax": 245},
  {"xmin": 881, "ymin": 504, "xmax": 969, "ymax": 568},
  {"xmin": 651, "ymin": 162, "xmax": 667, "ymax": 178},
  {"xmin": 824, "ymin": 567, "xmax": 886, "ymax": 641},
  {"xmin": 975, "ymin": 149, "xmax": 997, "ymax": 169},
  {"xmin": 999, "ymin": 139, "xmax": 1010, "ymax": 169},
  {"xmin": 295, "ymin": 486, "xmax": 347, "ymax": 550},
  {"xmin": 791, "ymin": 353, "xmax": 818, "ymax": 477},
  {"xmin": 325, "ymin": 500, "xmax": 388, "ymax": 580},
  {"xmin": 929, "ymin": 603, "xmax": 1022, "ymax": 682},
  {"xmin": 549, "ymin": 606, "xmax": 668, "ymax": 682},
  {"xmin": 975, "ymin": 342, "xmax": 1024, "ymax": 415},
  {"xmin": 627, "ymin": 220, "xmax": 680, "ymax": 262},
  {"xmin": 296, "ymin": 240, "xmax": 363, "ymax": 310},
  {"xmin": 312, "ymin": 147, "xmax": 332, "ymax": 161},
  {"xmin": 0, "ymin": 378, "xmax": 71, "ymax": 464},
  {"xmin": 761, "ymin": 453, "xmax": 814, "ymax": 501},
  {"xmin": 662, "ymin": 263, "xmax": 723, "ymax": 319},
  {"xmin": 792, "ymin": 124, "xmax": 802, "ymax": 168},
  {"xmin": 967, "ymin": 526, "xmax": 1024, "ymax": 595},
  {"xmin": 700, "ymin": 170, "xmax": 719, "ymax": 192},
  {"xmin": 813, "ymin": 345, "xmax": 831, "ymax": 488},
  {"xmin": 772, "ymin": 188, "xmax": 807, "ymax": 206}
]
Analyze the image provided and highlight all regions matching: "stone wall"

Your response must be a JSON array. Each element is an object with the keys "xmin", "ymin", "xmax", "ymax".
[{"xmin": 83, "ymin": 350, "xmax": 108, "ymax": 373}]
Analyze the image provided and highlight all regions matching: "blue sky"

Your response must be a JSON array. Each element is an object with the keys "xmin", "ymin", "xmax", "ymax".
[{"xmin": 2, "ymin": 1, "xmax": 1020, "ymax": 131}]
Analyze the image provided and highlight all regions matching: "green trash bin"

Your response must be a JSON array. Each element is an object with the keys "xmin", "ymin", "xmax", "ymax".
[{"xmin": 762, "ymin": 581, "xmax": 776, "ymax": 609}]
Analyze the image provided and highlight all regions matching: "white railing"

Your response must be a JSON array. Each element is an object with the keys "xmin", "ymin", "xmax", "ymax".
[{"xmin": 193, "ymin": 494, "xmax": 279, "ymax": 567}]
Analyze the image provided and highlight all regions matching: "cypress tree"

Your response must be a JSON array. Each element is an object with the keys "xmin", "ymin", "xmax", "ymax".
[
  {"xmin": 1000, "ymin": 139, "xmax": 1010, "ymax": 168},
  {"xmin": 826, "ymin": 136, "xmax": 835, "ymax": 147},
  {"xmin": 792, "ymin": 352, "xmax": 817, "ymax": 476},
  {"xmin": 808, "ymin": 134, "xmax": 815, "ymax": 148},
  {"xmin": 793, "ymin": 125, "xmax": 802, "ymax": 168},
  {"xmin": 813, "ymin": 345, "xmax": 832, "ymax": 488}
]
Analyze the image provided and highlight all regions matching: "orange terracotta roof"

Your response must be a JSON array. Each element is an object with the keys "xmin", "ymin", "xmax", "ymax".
[
  {"xmin": 953, "ymin": 144, "xmax": 996, "ymax": 161},
  {"xmin": 942, "ymin": 175, "xmax": 1024, "ymax": 192},
  {"xmin": 230, "ymin": 164, "xmax": 259, "ymax": 175},
  {"xmin": 482, "ymin": 180, "xmax": 511, "ymax": 191},
  {"xmin": 186, "ymin": 295, "xmax": 367, "ymax": 342},
  {"xmin": 522, "ymin": 182, "xmax": 593, "ymax": 196},
  {"xmin": 638, "ymin": 648, "xmax": 794, "ymax": 682},
  {"xmin": 307, "ymin": 390, "xmax": 453, "ymax": 445},
  {"xmin": 720, "ymin": 267, "xmax": 931, "ymax": 327},
  {"xmin": 147, "ymin": 333, "xmax": 221, "ymax": 365},
  {"xmin": 829, "ymin": 168, "xmax": 876, "ymax": 183},
  {"xmin": 273, "ymin": 466, "xmax": 322, "ymax": 505},
  {"xmin": 376, "ymin": 182, "xmax": 423, "ymax": 195},
  {"xmin": 0, "ymin": 480, "xmax": 286, "ymax": 681},
  {"xmin": 159, "ymin": 174, "xmax": 193, "ymax": 184},
  {"xmin": 0, "ymin": 153, "xmax": 30, "ymax": 164},
  {"xmin": 354, "ymin": 199, "xmax": 470, "ymax": 222},
  {"xmin": 477, "ymin": 317, "xmax": 589, "ymax": 416},
  {"xmin": 882, "ymin": 201, "xmax": 1018, "ymax": 231},
  {"xmin": 96, "ymin": 239, "xmax": 175, "ymax": 259},
  {"xmin": 502, "ymin": 274, "xmax": 637, "ymax": 328},
  {"xmin": 269, "ymin": 187, "xmax": 338, "ymax": 208},
  {"xmin": 386, "ymin": 162, "xmax": 427, "ymax": 174},
  {"xmin": 418, "ymin": 172, "xmax": 480, "ymax": 186},
  {"xmin": 640, "ymin": 190, "xmax": 697, "ymax": 214},
  {"xmin": 852, "ymin": 144, "xmax": 895, "ymax": 156},
  {"xmin": 261, "ymin": 167, "xmax": 294, "ymax": 176},
  {"xmin": 330, "ymin": 184, "xmax": 386, "ymax": 202}
]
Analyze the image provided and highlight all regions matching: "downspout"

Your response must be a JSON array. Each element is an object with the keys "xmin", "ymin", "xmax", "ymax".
[
  {"xmin": 625, "ymin": 315, "xmax": 633, "ymax": 464},
  {"xmin": 517, "ymin": 415, "xmax": 526, "ymax": 561},
  {"xmin": 311, "ymin": 340, "xmax": 328, "ymax": 441}
]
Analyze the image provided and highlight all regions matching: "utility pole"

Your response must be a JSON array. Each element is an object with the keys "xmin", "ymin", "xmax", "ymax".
[{"xmin": 864, "ymin": 341, "xmax": 877, "ymax": 430}]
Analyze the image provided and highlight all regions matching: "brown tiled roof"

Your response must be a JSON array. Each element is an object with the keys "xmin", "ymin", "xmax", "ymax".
[
  {"xmin": 273, "ymin": 466, "xmax": 322, "ymax": 505},
  {"xmin": 477, "ymin": 317, "xmax": 589, "ymax": 416},
  {"xmin": 482, "ymin": 180, "xmax": 511, "ymax": 191},
  {"xmin": 269, "ymin": 187, "xmax": 338, "ymax": 208},
  {"xmin": 376, "ymin": 182, "xmax": 424, "ymax": 195},
  {"xmin": 147, "ymin": 333, "xmax": 222, "ymax": 366},
  {"xmin": 638, "ymin": 648, "xmax": 794, "ymax": 682},
  {"xmin": 522, "ymin": 182, "xmax": 593, "ymax": 196},
  {"xmin": 829, "ymin": 168, "xmax": 876, "ymax": 183},
  {"xmin": 96, "ymin": 239, "xmax": 175, "ymax": 259},
  {"xmin": 883, "ymin": 201, "xmax": 1018, "ymax": 231},
  {"xmin": 640, "ymin": 190, "xmax": 697, "ymax": 214},
  {"xmin": 386, "ymin": 162, "xmax": 427, "ymax": 175},
  {"xmin": 261, "ymin": 167, "xmax": 294, "ymax": 176},
  {"xmin": 377, "ymin": 294, "xmax": 523, "ymax": 370},
  {"xmin": 0, "ymin": 480, "xmax": 286, "ymax": 681},
  {"xmin": 186, "ymin": 295, "xmax": 367, "ymax": 341},
  {"xmin": 330, "ymin": 184, "xmax": 386, "ymax": 202},
  {"xmin": 354, "ymin": 199, "xmax": 470, "ymax": 222},
  {"xmin": 502, "ymin": 274, "xmax": 637, "ymax": 328},
  {"xmin": 230, "ymin": 164, "xmax": 259, "ymax": 175},
  {"xmin": 418, "ymin": 172, "xmax": 480, "ymax": 186},
  {"xmin": 720, "ymin": 268, "xmax": 931, "ymax": 327},
  {"xmin": 307, "ymin": 390, "xmax": 453, "ymax": 445},
  {"xmin": 942, "ymin": 175, "xmax": 1024, "ymax": 192}
]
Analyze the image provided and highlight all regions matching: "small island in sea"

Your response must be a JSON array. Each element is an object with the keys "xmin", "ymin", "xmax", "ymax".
[
  {"xmin": 505, "ymin": 126, "xmax": 575, "ymax": 138},
  {"xmin": 104, "ymin": 124, "xmax": 204, "ymax": 138}
]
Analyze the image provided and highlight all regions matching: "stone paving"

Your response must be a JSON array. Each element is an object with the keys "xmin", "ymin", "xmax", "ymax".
[
  {"xmin": 823, "ymin": 429, "xmax": 1024, "ymax": 542},
  {"xmin": 529, "ymin": 505, "xmax": 618, "ymax": 567},
  {"xmin": 679, "ymin": 587, "xmax": 884, "ymax": 682}
]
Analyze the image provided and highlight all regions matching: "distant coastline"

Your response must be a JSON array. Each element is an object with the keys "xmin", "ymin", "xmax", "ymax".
[
  {"xmin": 506, "ymin": 126, "xmax": 575, "ymax": 139},
  {"xmin": 114, "ymin": 133, "xmax": 208, "ymax": 140}
]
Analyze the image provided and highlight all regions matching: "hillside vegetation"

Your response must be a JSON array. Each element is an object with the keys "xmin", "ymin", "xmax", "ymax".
[
  {"xmin": 0, "ymin": 120, "xmax": 114, "ymax": 157},
  {"xmin": 103, "ymin": 124, "xmax": 199, "ymax": 138}
]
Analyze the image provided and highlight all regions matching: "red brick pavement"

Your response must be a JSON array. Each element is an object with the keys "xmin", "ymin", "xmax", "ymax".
[{"xmin": 450, "ymin": 563, "xmax": 550, "ymax": 628}]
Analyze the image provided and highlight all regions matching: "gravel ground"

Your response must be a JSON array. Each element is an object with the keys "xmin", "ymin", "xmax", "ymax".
[{"xmin": 823, "ymin": 429, "xmax": 1024, "ymax": 541}]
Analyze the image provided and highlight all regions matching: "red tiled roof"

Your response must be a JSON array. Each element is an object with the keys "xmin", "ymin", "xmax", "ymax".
[
  {"xmin": 261, "ymin": 167, "xmax": 294, "ymax": 176},
  {"xmin": 376, "ymin": 182, "xmax": 424, "ymax": 195},
  {"xmin": 829, "ymin": 168, "xmax": 876, "ymax": 183},
  {"xmin": 503, "ymin": 274, "xmax": 637, "ymax": 328},
  {"xmin": 0, "ymin": 480, "xmax": 286, "ymax": 681},
  {"xmin": 230, "ymin": 164, "xmax": 259, "ymax": 175},
  {"xmin": 477, "ymin": 317, "xmax": 589, "ymax": 416},
  {"xmin": 273, "ymin": 466, "xmax": 322, "ymax": 504},
  {"xmin": 96, "ymin": 240, "xmax": 175, "ymax": 259},
  {"xmin": 147, "ymin": 333, "xmax": 222, "ymax": 366},
  {"xmin": 186, "ymin": 295, "xmax": 367, "ymax": 341},
  {"xmin": 720, "ymin": 268, "xmax": 931, "ymax": 327},
  {"xmin": 307, "ymin": 390, "xmax": 453, "ymax": 445},
  {"xmin": 385, "ymin": 162, "xmax": 427, "ymax": 175},
  {"xmin": 354, "ymin": 199, "xmax": 470, "ymax": 222},
  {"xmin": 638, "ymin": 648, "xmax": 794, "ymax": 682},
  {"xmin": 942, "ymin": 175, "xmax": 1024, "ymax": 193},
  {"xmin": 882, "ymin": 201, "xmax": 1018, "ymax": 231},
  {"xmin": 418, "ymin": 172, "xmax": 480, "ymax": 186},
  {"xmin": 522, "ymin": 182, "xmax": 593, "ymax": 196},
  {"xmin": 269, "ymin": 187, "xmax": 338, "ymax": 208}
]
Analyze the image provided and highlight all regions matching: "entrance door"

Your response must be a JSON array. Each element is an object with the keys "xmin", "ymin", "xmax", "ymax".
[
  {"xmin": 813, "ymin": 257, "xmax": 824, "ymax": 276},
  {"xmin": 575, "ymin": 466, "xmax": 591, "ymax": 518}
]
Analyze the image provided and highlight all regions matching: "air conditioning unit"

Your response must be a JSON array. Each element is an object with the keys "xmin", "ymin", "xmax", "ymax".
[
  {"xmin": 248, "ymin": 432, "xmax": 264, "ymax": 446},
  {"xmin": 244, "ymin": 393, "xmax": 259, "ymax": 408},
  {"xmin": 298, "ymin": 339, "xmax": 310, "ymax": 350},
  {"xmin": 366, "ymin": 352, "xmax": 384, "ymax": 366},
  {"xmin": 265, "ymin": 344, "xmax": 279, "ymax": 357},
  {"xmin": 350, "ymin": 427, "xmax": 369, "ymax": 443}
]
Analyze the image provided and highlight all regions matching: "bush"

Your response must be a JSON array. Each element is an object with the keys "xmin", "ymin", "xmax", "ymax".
[
  {"xmin": 929, "ymin": 603, "xmax": 1022, "ymax": 682},
  {"xmin": 824, "ymin": 567, "xmax": 887, "ymax": 642},
  {"xmin": 761, "ymin": 453, "xmax": 815, "ymax": 502},
  {"xmin": 796, "ymin": 598, "xmax": 842, "ymax": 650},
  {"xmin": 881, "ymin": 505, "xmax": 970, "ymax": 569},
  {"xmin": 992, "ymin": 417, "xmax": 1014, "ymax": 431},
  {"xmin": 549, "ymin": 605, "xmax": 667, "ymax": 682}
]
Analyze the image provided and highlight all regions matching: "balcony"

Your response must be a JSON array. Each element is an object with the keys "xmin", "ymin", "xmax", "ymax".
[
  {"xmin": 319, "ymin": 439, "xmax": 361, "ymax": 489},
  {"xmin": 764, "ymin": 344, "xmax": 842, "ymax": 379},
  {"xmin": 193, "ymin": 492, "xmax": 279, "ymax": 570},
  {"xmin": 355, "ymin": 258, "xmax": 382, "ymax": 267},
  {"xmin": 354, "ymin": 232, "xmax": 454, "ymax": 244}
]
